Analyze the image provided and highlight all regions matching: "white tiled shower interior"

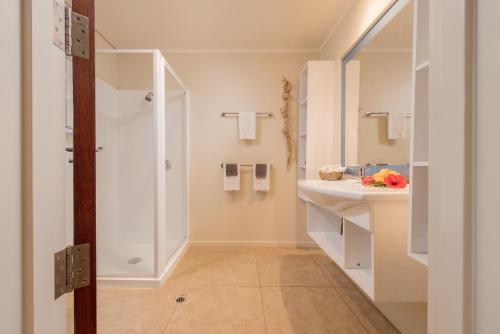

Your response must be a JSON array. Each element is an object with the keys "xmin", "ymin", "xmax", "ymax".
[
  {"xmin": 65, "ymin": 78, "xmax": 187, "ymax": 277},
  {"xmin": 96, "ymin": 78, "xmax": 156, "ymax": 276}
]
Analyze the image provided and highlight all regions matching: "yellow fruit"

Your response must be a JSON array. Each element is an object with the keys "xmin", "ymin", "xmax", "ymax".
[{"xmin": 373, "ymin": 169, "xmax": 399, "ymax": 183}]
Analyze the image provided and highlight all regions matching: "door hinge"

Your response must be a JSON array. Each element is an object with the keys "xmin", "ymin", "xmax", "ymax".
[
  {"xmin": 53, "ymin": 1, "xmax": 90, "ymax": 59},
  {"xmin": 54, "ymin": 243, "xmax": 91, "ymax": 300}
]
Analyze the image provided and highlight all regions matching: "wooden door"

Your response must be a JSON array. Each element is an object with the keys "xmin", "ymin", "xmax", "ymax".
[{"xmin": 72, "ymin": 0, "xmax": 97, "ymax": 333}]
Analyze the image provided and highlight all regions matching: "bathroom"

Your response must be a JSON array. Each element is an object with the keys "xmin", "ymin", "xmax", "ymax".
[
  {"xmin": 7, "ymin": 0, "xmax": 496, "ymax": 333},
  {"xmin": 63, "ymin": 0, "xmax": 427, "ymax": 332}
]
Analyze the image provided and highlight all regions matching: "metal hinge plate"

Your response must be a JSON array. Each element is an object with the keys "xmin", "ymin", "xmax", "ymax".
[
  {"xmin": 52, "ymin": 1, "xmax": 89, "ymax": 59},
  {"xmin": 54, "ymin": 243, "xmax": 91, "ymax": 300}
]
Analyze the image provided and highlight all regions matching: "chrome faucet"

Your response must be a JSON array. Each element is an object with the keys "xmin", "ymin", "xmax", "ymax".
[{"xmin": 345, "ymin": 165, "xmax": 366, "ymax": 180}]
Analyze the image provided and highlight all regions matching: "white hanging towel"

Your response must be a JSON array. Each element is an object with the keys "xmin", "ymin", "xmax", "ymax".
[
  {"xmin": 224, "ymin": 163, "xmax": 240, "ymax": 191},
  {"xmin": 238, "ymin": 112, "xmax": 256, "ymax": 140},
  {"xmin": 253, "ymin": 163, "xmax": 270, "ymax": 192},
  {"xmin": 387, "ymin": 112, "xmax": 406, "ymax": 140}
]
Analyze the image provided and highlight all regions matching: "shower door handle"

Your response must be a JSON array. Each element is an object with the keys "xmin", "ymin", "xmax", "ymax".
[
  {"xmin": 65, "ymin": 146, "xmax": 104, "ymax": 153},
  {"xmin": 165, "ymin": 159, "xmax": 172, "ymax": 170}
]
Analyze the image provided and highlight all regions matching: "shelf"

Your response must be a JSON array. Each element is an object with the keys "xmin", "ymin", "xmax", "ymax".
[
  {"xmin": 344, "ymin": 268, "xmax": 375, "ymax": 299},
  {"xmin": 415, "ymin": 60, "xmax": 430, "ymax": 72},
  {"xmin": 309, "ymin": 232, "xmax": 344, "ymax": 266},
  {"xmin": 409, "ymin": 0, "xmax": 430, "ymax": 271},
  {"xmin": 409, "ymin": 252, "xmax": 428, "ymax": 266},
  {"xmin": 297, "ymin": 60, "xmax": 335, "ymax": 200},
  {"xmin": 413, "ymin": 69, "xmax": 429, "ymax": 162},
  {"xmin": 307, "ymin": 203, "xmax": 344, "ymax": 268},
  {"xmin": 308, "ymin": 204, "xmax": 375, "ymax": 300},
  {"xmin": 310, "ymin": 229, "xmax": 374, "ymax": 299},
  {"xmin": 415, "ymin": 0, "xmax": 429, "ymax": 65},
  {"xmin": 409, "ymin": 167, "xmax": 428, "ymax": 256}
]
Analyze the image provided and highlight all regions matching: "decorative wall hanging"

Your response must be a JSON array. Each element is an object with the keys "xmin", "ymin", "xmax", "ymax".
[{"xmin": 280, "ymin": 77, "xmax": 293, "ymax": 169}]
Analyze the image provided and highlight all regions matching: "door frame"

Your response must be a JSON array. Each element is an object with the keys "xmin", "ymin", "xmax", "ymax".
[{"xmin": 72, "ymin": 0, "xmax": 97, "ymax": 333}]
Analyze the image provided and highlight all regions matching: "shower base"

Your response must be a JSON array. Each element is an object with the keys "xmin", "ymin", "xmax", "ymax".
[{"xmin": 97, "ymin": 239, "xmax": 189, "ymax": 288}]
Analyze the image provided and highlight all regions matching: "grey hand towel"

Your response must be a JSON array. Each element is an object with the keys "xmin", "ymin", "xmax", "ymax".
[
  {"xmin": 255, "ymin": 164, "xmax": 267, "ymax": 179},
  {"xmin": 225, "ymin": 163, "xmax": 238, "ymax": 177}
]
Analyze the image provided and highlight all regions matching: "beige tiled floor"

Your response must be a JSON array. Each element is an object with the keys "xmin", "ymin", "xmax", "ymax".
[{"xmin": 69, "ymin": 246, "xmax": 400, "ymax": 334}]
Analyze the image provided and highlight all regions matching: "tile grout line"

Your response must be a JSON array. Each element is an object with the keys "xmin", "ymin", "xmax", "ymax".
[
  {"xmin": 309, "ymin": 251, "xmax": 371, "ymax": 334},
  {"xmin": 255, "ymin": 252, "xmax": 269, "ymax": 334},
  {"xmin": 160, "ymin": 283, "xmax": 190, "ymax": 334},
  {"xmin": 310, "ymin": 251, "xmax": 400, "ymax": 333},
  {"xmin": 161, "ymin": 262, "xmax": 195, "ymax": 334},
  {"xmin": 163, "ymin": 247, "xmax": 376, "ymax": 334}
]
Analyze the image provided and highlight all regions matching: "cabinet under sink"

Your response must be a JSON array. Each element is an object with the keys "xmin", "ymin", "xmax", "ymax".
[{"xmin": 300, "ymin": 180, "xmax": 426, "ymax": 303}]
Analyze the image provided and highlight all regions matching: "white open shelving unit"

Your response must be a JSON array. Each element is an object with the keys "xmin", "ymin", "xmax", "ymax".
[
  {"xmin": 297, "ymin": 61, "xmax": 336, "ymax": 200},
  {"xmin": 304, "ymin": 196, "xmax": 426, "ymax": 305},
  {"xmin": 298, "ymin": 63, "xmax": 309, "ymax": 186},
  {"xmin": 408, "ymin": 0, "xmax": 429, "ymax": 266},
  {"xmin": 307, "ymin": 202, "xmax": 375, "ymax": 298}
]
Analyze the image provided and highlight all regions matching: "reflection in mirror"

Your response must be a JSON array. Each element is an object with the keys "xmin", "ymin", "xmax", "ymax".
[{"xmin": 343, "ymin": 2, "xmax": 413, "ymax": 166}]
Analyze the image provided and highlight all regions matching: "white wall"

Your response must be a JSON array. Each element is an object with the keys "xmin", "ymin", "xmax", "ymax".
[
  {"xmin": 166, "ymin": 53, "xmax": 318, "ymax": 244},
  {"xmin": 355, "ymin": 51, "xmax": 412, "ymax": 165},
  {"xmin": 0, "ymin": 0, "xmax": 22, "ymax": 332}
]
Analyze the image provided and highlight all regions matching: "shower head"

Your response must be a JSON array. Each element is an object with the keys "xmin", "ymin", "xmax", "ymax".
[{"xmin": 145, "ymin": 91, "xmax": 154, "ymax": 102}]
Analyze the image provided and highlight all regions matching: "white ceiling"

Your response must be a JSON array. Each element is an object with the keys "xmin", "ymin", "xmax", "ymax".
[{"xmin": 96, "ymin": 0, "xmax": 354, "ymax": 51}]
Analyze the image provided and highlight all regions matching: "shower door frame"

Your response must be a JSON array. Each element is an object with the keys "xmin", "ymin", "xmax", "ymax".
[
  {"xmin": 94, "ymin": 49, "xmax": 190, "ymax": 286},
  {"xmin": 158, "ymin": 52, "xmax": 191, "ymax": 277}
]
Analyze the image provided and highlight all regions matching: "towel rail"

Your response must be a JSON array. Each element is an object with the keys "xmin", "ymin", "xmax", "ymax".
[
  {"xmin": 221, "ymin": 112, "xmax": 273, "ymax": 118},
  {"xmin": 364, "ymin": 112, "xmax": 412, "ymax": 118},
  {"xmin": 220, "ymin": 163, "xmax": 272, "ymax": 168}
]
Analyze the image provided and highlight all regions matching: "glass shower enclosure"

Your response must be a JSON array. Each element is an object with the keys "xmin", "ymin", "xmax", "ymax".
[{"xmin": 94, "ymin": 49, "xmax": 189, "ymax": 287}]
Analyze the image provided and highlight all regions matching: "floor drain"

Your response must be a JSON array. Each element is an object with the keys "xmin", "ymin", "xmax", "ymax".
[
  {"xmin": 127, "ymin": 257, "xmax": 142, "ymax": 264},
  {"xmin": 176, "ymin": 296, "xmax": 186, "ymax": 304}
]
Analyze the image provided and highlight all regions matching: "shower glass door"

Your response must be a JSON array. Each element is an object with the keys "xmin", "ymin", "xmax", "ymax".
[{"xmin": 164, "ymin": 65, "xmax": 188, "ymax": 263}]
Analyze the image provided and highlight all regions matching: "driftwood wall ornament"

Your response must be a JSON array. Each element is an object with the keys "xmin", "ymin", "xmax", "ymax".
[{"xmin": 280, "ymin": 77, "xmax": 293, "ymax": 169}]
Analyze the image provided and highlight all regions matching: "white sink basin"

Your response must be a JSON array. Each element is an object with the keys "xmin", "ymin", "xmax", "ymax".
[{"xmin": 298, "ymin": 179, "xmax": 408, "ymax": 211}]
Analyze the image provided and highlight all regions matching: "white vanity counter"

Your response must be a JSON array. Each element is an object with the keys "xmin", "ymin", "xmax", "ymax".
[
  {"xmin": 298, "ymin": 179, "xmax": 425, "ymax": 304},
  {"xmin": 298, "ymin": 179, "xmax": 408, "ymax": 204}
]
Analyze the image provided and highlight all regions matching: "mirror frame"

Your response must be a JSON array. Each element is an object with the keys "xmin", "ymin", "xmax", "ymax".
[{"xmin": 340, "ymin": 0, "xmax": 410, "ymax": 165}]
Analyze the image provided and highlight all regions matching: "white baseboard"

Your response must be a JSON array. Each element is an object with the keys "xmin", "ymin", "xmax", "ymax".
[
  {"xmin": 97, "ymin": 276, "xmax": 161, "ymax": 289},
  {"xmin": 189, "ymin": 240, "xmax": 318, "ymax": 248}
]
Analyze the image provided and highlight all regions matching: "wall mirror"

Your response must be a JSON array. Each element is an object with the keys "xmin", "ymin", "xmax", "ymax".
[{"xmin": 341, "ymin": 0, "xmax": 413, "ymax": 166}]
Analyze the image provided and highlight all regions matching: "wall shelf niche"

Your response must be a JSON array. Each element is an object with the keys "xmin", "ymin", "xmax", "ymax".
[
  {"xmin": 297, "ymin": 61, "xmax": 336, "ymax": 201},
  {"xmin": 408, "ymin": 0, "xmax": 430, "ymax": 266}
]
